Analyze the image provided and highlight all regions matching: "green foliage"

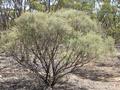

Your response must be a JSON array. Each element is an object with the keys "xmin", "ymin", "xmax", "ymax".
[
  {"xmin": 68, "ymin": 31, "xmax": 115, "ymax": 58},
  {"xmin": 73, "ymin": 3, "xmax": 81, "ymax": 10},
  {"xmin": 56, "ymin": 0, "xmax": 94, "ymax": 11},
  {"xmin": 58, "ymin": 0, "xmax": 79, "ymax": 9},
  {"xmin": 0, "ymin": 9, "xmax": 115, "ymax": 89},
  {"xmin": 97, "ymin": 0, "xmax": 120, "ymax": 43},
  {"xmin": 0, "ymin": 30, "xmax": 18, "ymax": 52},
  {"xmin": 55, "ymin": 9, "xmax": 100, "ymax": 34},
  {"xmin": 15, "ymin": 12, "xmax": 48, "ymax": 44},
  {"xmin": 30, "ymin": 0, "xmax": 43, "ymax": 11},
  {"xmin": 1, "ymin": 9, "xmax": 115, "ymax": 57},
  {"xmin": 14, "ymin": 12, "xmax": 72, "ymax": 46},
  {"xmin": 107, "ymin": 23, "xmax": 120, "ymax": 43},
  {"xmin": 98, "ymin": 1, "xmax": 114, "ymax": 28},
  {"xmin": 81, "ymin": 2, "xmax": 93, "ymax": 11}
]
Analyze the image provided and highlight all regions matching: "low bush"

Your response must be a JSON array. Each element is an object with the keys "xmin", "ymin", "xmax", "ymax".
[{"xmin": 0, "ymin": 9, "xmax": 115, "ymax": 89}]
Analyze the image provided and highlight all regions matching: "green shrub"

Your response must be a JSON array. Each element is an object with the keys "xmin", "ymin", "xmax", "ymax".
[{"xmin": 0, "ymin": 9, "xmax": 115, "ymax": 89}]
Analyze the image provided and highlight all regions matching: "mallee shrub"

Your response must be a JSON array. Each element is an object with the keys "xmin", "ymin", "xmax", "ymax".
[{"xmin": 0, "ymin": 9, "xmax": 115, "ymax": 89}]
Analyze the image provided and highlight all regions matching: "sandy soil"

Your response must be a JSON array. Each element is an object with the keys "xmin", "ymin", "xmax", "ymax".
[{"xmin": 0, "ymin": 54, "xmax": 120, "ymax": 90}]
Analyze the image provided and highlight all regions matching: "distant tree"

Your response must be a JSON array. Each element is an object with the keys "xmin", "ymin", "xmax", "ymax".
[
  {"xmin": 0, "ymin": 0, "xmax": 27, "ymax": 30},
  {"xmin": 107, "ymin": 22, "xmax": 120, "ymax": 43},
  {"xmin": 98, "ymin": 0, "xmax": 115, "ymax": 28},
  {"xmin": 97, "ymin": 0, "xmax": 120, "ymax": 43},
  {"xmin": 53, "ymin": 0, "xmax": 95, "ymax": 12}
]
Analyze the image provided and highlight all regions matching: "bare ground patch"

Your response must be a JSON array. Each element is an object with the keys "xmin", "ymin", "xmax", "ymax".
[{"xmin": 1, "ymin": 54, "xmax": 120, "ymax": 90}]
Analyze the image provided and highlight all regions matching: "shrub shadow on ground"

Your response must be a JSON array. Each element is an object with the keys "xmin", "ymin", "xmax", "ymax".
[
  {"xmin": 0, "ymin": 77, "xmax": 88, "ymax": 90},
  {"xmin": 73, "ymin": 68, "xmax": 114, "ymax": 82},
  {"xmin": 0, "ymin": 78, "xmax": 38, "ymax": 90}
]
